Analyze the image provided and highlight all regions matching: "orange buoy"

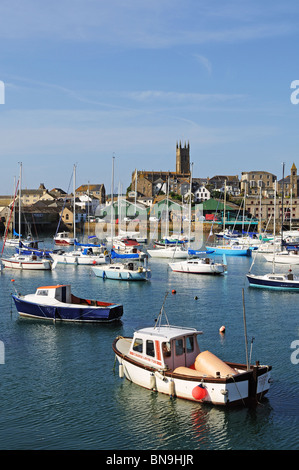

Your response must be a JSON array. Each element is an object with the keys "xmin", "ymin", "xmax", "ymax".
[
  {"xmin": 11, "ymin": 279, "xmax": 15, "ymax": 282},
  {"xmin": 192, "ymin": 384, "xmax": 207, "ymax": 400},
  {"xmin": 171, "ymin": 289, "xmax": 176, "ymax": 294}
]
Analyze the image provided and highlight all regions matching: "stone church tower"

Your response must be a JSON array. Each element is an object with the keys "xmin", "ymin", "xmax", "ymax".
[
  {"xmin": 176, "ymin": 141, "xmax": 190, "ymax": 175},
  {"xmin": 290, "ymin": 162, "xmax": 298, "ymax": 196}
]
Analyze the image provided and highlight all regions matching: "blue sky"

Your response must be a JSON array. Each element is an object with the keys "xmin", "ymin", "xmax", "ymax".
[{"xmin": 1, "ymin": 0, "xmax": 299, "ymax": 195}]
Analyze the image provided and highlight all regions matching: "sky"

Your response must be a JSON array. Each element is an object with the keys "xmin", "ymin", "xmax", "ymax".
[{"xmin": 1, "ymin": 0, "xmax": 299, "ymax": 195}]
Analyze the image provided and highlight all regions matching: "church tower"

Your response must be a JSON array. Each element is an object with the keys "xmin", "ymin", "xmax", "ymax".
[
  {"xmin": 290, "ymin": 162, "xmax": 298, "ymax": 197},
  {"xmin": 176, "ymin": 141, "xmax": 190, "ymax": 175}
]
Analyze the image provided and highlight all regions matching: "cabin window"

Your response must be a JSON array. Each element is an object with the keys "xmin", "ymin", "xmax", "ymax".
[
  {"xmin": 133, "ymin": 338, "xmax": 143, "ymax": 353},
  {"xmin": 146, "ymin": 340, "xmax": 155, "ymax": 357},
  {"xmin": 186, "ymin": 336, "xmax": 194, "ymax": 353},
  {"xmin": 175, "ymin": 338, "xmax": 184, "ymax": 356},
  {"xmin": 37, "ymin": 290, "xmax": 49, "ymax": 296}
]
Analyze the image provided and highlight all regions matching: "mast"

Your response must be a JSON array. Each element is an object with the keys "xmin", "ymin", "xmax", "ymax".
[
  {"xmin": 111, "ymin": 155, "xmax": 115, "ymax": 243},
  {"xmin": 19, "ymin": 162, "xmax": 22, "ymax": 244},
  {"xmin": 188, "ymin": 162, "xmax": 193, "ymax": 249},
  {"xmin": 272, "ymin": 180, "xmax": 277, "ymax": 274},
  {"xmin": 73, "ymin": 164, "xmax": 76, "ymax": 240},
  {"xmin": 281, "ymin": 162, "xmax": 285, "ymax": 250}
]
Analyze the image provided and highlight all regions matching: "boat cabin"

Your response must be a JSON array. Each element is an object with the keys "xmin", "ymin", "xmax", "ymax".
[
  {"xmin": 35, "ymin": 285, "xmax": 72, "ymax": 303},
  {"xmin": 128, "ymin": 325, "xmax": 202, "ymax": 371}
]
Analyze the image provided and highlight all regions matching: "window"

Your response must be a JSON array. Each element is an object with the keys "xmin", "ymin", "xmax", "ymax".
[
  {"xmin": 186, "ymin": 336, "xmax": 194, "ymax": 353},
  {"xmin": 175, "ymin": 338, "xmax": 184, "ymax": 356},
  {"xmin": 146, "ymin": 340, "xmax": 155, "ymax": 357},
  {"xmin": 133, "ymin": 338, "xmax": 143, "ymax": 353},
  {"xmin": 37, "ymin": 290, "xmax": 49, "ymax": 296}
]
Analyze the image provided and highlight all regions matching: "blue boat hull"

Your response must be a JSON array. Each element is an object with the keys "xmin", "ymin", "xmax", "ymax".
[
  {"xmin": 206, "ymin": 246, "xmax": 251, "ymax": 256},
  {"xmin": 247, "ymin": 275, "xmax": 299, "ymax": 290},
  {"xmin": 12, "ymin": 295, "xmax": 123, "ymax": 322}
]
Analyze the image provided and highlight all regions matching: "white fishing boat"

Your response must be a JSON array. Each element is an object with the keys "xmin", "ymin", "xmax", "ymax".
[
  {"xmin": 113, "ymin": 294, "xmax": 272, "ymax": 407},
  {"xmin": 92, "ymin": 259, "xmax": 151, "ymax": 281}
]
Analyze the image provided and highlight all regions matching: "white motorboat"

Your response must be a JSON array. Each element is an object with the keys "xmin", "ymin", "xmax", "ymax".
[{"xmin": 113, "ymin": 298, "xmax": 272, "ymax": 407}]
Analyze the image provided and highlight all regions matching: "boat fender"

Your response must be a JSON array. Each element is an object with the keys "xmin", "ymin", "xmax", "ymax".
[
  {"xmin": 169, "ymin": 378, "xmax": 175, "ymax": 397},
  {"xmin": 192, "ymin": 384, "xmax": 207, "ymax": 401},
  {"xmin": 102, "ymin": 271, "xmax": 106, "ymax": 279},
  {"xmin": 149, "ymin": 373, "xmax": 156, "ymax": 390},
  {"xmin": 154, "ymin": 371, "xmax": 166, "ymax": 382},
  {"xmin": 119, "ymin": 363, "xmax": 124, "ymax": 378}
]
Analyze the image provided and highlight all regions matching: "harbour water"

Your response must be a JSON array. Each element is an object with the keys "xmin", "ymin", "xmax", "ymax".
[{"xmin": 0, "ymin": 239, "xmax": 298, "ymax": 451}]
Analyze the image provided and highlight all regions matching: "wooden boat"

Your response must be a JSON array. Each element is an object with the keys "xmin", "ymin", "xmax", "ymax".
[
  {"xmin": 112, "ymin": 296, "xmax": 272, "ymax": 407},
  {"xmin": 12, "ymin": 284, "xmax": 123, "ymax": 322},
  {"xmin": 92, "ymin": 260, "xmax": 151, "ymax": 281}
]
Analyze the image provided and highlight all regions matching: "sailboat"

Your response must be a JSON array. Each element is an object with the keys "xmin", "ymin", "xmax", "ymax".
[
  {"xmin": 1, "ymin": 163, "xmax": 52, "ymax": 270},
  {"xmin": 247, "ymin": 176, "xmax": 299, "ymax": 290},
  {"xmin": 206, "ymin": 182, "xmax": 253, "ymax": 256},
  {"xmin": 147, "ymin": 177, "xmax": 188, "ymax": 259},
  {"xmin": 50, "ymin": 165, "xmax": 110, "ymax": 266}
]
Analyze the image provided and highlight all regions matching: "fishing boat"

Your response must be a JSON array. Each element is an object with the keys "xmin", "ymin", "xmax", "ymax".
[
  {"xmin": 169, "ymin": 252, "xmax": 226, "ymax": 275},
  {"xmin": 11, "ymin": 283, "xmax": 123, "ymax": 322},
  {"xmin": 92, "ymin": 259, "xmax": 151, "ymax": 281},
  {"xmin": 113, "ymin": 295, "xmax": 272, "ymax": 407},
  {"xmin": 54, "ymin": 231, "xmax": 77, "ymax": 246}
]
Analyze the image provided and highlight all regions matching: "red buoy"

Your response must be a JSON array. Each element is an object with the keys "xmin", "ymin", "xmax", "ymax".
[
  {"xmin": 192, "ymin": 385, "xmax": 207, "ymax": 400},
  {"xmin": 171, "ymin": 289, "xmax": 176, "ymax": 294}
]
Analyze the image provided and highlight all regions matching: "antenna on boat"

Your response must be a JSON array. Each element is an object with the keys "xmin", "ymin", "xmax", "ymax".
[
  {"xmin": 154, "ymin": 292, "xmax": 170, "ymax": 328},
  {"xmin": 242, "ymin": 288, "xmax": 250, "ymax": 371}
]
